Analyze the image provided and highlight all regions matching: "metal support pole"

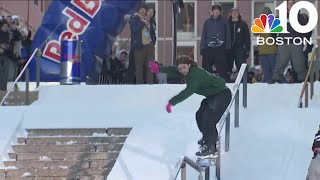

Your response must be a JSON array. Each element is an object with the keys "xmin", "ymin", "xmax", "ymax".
[
  {"xmin": 310, "ymin": 67, "xmax": 314, "ymax": 100},
  {"xmin": 25, "ymin": 67, "xmax": 30, "ymax": 105},
  {"xmin": 172, "ymin": 1, "xmax": 177, "ymax": 65},
  {"xmin": 181, "ymin": 162, "xmax": 186, "ymax": 180},
  {"xmin": 225, "ymin": 113, "xmax": 230, "ymax": 152},
  {"xmin": 198, "ymin": 172, "xmax": 203, "ymax": 180},
  {"xmin": 205, "ymin": 167, "xmax": 210, "ymax": 180},
  {"xmin": 243, "ymin": 65, "xmax": 248, "ymax": 108},
  {"xmin": 36, "ymin": 49, "xmax": 41, "ymax": 88},
  {"xmin": 13, "ymin": 81, "xmax": 18, "ymax": 105},
  {"xmin": 216, "ymin": 136, "xmax": 221, "ymax": 180},
  {"xmin": 305, "ymin": 83, "xmax": 309, "ymax": 108},
  {"xmin": 235, "ymin": 89, "xmax": 239, "ymax": 128}
]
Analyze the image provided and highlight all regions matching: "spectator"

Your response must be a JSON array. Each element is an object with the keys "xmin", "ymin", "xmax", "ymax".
[
  {"xmin": 284, "ymin": 67, "xmax": 295, "ymax": 84},
  {"xmin": 5, "ymin": 16, "xmax": 12, "ymax": 25},
  {"xmin": 129, "ymin": 4, "xmax": 156, "ymax": 84},
  {"xmin": 0, "ymin": 21, "xmax": 11, "ymax": 91},
  {"xmin": 200, "ymin": 3, "xmax": 231, "ymax": 81},
  {"xmin": 18, "ymin": 28, "xmax": 32, "ymax": 74},
  {"xmin": 110, "ymin": 50, "xmax": 128, "ymax": 84},
  {"xmin": 254, "ymin": 7, "xmax": 278, "ymax": 84},
  {"xmin": 300, "ymin": 13, "xmax": 314, "ymax": 69},
  {"xmin": 227, "ymin": 8, "xmax": 250, "ymax": 78},
  {"xmin": 7, "ymin": 15, "xmax": 22, "ymax": 81},
  {"xmin": 248, "ymin": 71, "xmax": 257, "ymax": 84},
  {"xmin": 154, "ymin": 61, "xmax": 167, "ymax": 84},
  {"xmin": 272, "ymin": 0, "xmax": 308, "ymax": 83}
]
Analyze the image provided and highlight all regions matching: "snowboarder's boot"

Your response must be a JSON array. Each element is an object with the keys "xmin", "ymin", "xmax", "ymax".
[
  {"xmin": 198, "ymin": 137, "xmax": 205, "ymax": 145},
  {"xmin": 196, "ymin": 144, "xmax": 218, "ymax": 159}
]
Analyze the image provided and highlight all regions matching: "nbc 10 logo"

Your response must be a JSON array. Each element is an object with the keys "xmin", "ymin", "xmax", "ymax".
[{"xmin": 251, "ymin": 1, "xmax": 318, "ymax": 46}]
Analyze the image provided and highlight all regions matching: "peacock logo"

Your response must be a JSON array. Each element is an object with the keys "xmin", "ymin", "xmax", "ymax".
[{"xmin": 251, "ymin": 14, "xmax": 283, "ymax": 33}]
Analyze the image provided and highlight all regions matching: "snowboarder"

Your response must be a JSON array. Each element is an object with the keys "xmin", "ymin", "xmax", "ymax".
[
  {"xmin": 149, "ymin": 56, "xmax": 232, "ymax": 158},
  {"xmin": 306, "ymin": 127, "xmax": 320, "ymax": 180}
]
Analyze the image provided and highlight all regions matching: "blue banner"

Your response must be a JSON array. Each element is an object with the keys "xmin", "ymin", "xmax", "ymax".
[{"xmin": 29, "ymin": 0, "xmax": 143, "ymax": 82}]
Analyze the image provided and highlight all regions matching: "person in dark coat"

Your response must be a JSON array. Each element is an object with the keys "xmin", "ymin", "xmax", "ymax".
[
  {"xmin": 129, "ymin": 4, "xmax": 156, "ymax": 84},
  {"xmin": 227, "ymin": 8, "xmax": 250, "ymax": 76},
  {"xmin": 200, "ymin": 3, "xmax": 231, "ymax": 81}
]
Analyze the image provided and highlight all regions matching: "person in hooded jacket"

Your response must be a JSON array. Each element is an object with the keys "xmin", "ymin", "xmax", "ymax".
[
  {"xmin": 227, "ymin": 8, "xmax": 250, "ymax": 78},
  {"xmin": 200, "ymin": 4, "xmax": 231, "ymax": 81},
  {"xmin": 110, "ymin": 50, "xmax": 128, "ymax": 84},
  {"xmin": 129, "ymin": 4, "xmax": 156, "ymax": 84}
]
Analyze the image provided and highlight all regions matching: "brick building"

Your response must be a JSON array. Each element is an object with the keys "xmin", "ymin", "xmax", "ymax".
[
  {"xmin": 117, "ymin": 0, "xmax": 320, "ymax": 68},
  {"xmin": 0, "ymin": 0, "xmax": 51, "ymax": 36}
]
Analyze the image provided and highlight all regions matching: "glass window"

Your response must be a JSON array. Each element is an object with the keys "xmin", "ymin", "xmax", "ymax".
[
  {"xmin": 254, "ymin": 2, "xmax": 274, "ymax": 19},
  {"xmin": 177, "ymin": 46, "xmax": 194, "ymax": 61},
  {"xmin": 177, "ymin": 2, "xmax": 194, "ymax": 33}
]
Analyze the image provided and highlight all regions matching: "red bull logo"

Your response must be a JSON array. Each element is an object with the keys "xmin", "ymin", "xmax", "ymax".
[{"xmin": 43, "ymin": 0, "xmax": 101, "ymax": 63}]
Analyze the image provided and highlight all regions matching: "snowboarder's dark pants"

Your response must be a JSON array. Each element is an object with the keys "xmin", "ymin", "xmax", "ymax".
[
  {"xmin": 202, "ymin": 47, "xmax": 229, "ymax": 81},
  {"xmin": 196, "ymin": 87, "xmax": 232, "ymax": 148}
]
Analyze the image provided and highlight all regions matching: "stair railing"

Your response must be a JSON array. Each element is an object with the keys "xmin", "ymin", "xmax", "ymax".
[
  {"xmin": 298, "ymin": 45, "xmax": 318, "ymax": 108},
  {"xmin": 0, "ymin": 48, "xmax": 40, "ymax": 106}
]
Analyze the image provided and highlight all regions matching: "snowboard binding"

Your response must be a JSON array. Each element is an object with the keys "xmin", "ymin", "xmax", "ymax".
[{"xmin": 196, "ymin": 140, "xmax": 220, "ymax": 167}]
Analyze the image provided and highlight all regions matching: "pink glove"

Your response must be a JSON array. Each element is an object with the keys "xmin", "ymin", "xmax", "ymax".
[
  {"xmin": 149, "ymin": 61, "xmax": 159, "ymax": 74},
  {"xmin": 166, "ymin": 103, "xmax": 172, "ymax": 113}
]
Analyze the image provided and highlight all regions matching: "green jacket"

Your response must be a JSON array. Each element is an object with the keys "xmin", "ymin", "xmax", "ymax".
[{"xmin": 160, "ymin": 66, "xmax": 227, "ymax": 106}]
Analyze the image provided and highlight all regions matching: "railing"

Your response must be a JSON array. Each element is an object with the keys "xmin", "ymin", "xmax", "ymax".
[
  {"xmin": 298, "ymin": 45, "xmax": 318, "ymax": 108},
  {"xmin": 0, "ymin": 48, "xmax": 41, "ymax": 106},
  {"xmin": 173, "ymin": 63, "xmax": 248, "ymax": 180},
  {"xmin": 173, "ymin": 156, "xmax": 206, "ymax": 180}
]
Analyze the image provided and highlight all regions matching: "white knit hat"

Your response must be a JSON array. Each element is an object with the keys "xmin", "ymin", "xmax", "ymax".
[
  {"xmin": 21, "ymin": 28, "xmax": 29, "ymax": 37},
  {"xmin": 11, "ymin": 15, "xmax": 20, "ymax": 21}
]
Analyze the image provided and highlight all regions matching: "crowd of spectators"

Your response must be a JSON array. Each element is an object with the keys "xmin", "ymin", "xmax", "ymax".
[{"xmin": 0, "ymin": 15, "xmax": 32, "ymax": 91}]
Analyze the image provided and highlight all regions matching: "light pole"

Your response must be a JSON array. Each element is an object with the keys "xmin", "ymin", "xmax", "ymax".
[
  {"xmin": 172, "ymin": 0, "xmax": 184, "ymax": 65},
  {"xmin": 27, "ymin": 0, "xmax": 30, "ymax": 29}
]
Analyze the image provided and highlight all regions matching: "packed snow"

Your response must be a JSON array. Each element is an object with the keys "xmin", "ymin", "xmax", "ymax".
[{"xmin": 0, "ymin": 83, "xmax": 319, "ymax": 180}]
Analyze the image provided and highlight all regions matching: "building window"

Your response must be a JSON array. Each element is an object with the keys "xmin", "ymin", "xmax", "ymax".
[
  {"xmin": 177, "ymin": 2, "xmax": 194, "ymax": 34},
  {"xmin": 253, "ymin": 2, "xmax": 274, "ymax": 19},
  {"xmin": 34, "ymin": 0, "xmax": 38, "ymax": 6},
  {"xmin": 177, "ymin": 46, "xmax": 195, "ymax": 62}
]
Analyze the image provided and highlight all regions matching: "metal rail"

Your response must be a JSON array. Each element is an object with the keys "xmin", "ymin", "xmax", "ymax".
[{"xmin": 0, "ymin": 48, "xmax": 39, "ymax": 106}]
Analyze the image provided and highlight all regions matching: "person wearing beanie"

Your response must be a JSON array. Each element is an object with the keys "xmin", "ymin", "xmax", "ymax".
[
  {"xmin": 227, "ymin": 8, "xmax": 250, "ymax": 80},
  {"xmin": 200, "ymin": 3, "xmax": 231, "ymax": 81}
]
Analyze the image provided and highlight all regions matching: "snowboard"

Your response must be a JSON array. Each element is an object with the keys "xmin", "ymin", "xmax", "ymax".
[
  {"xmin": 196, "ymin": 155, "xmax": 217, "ymax": 167},
  {"xmin": 195, "ymin": 142, "xmax": 219, "ymax": 167}
]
